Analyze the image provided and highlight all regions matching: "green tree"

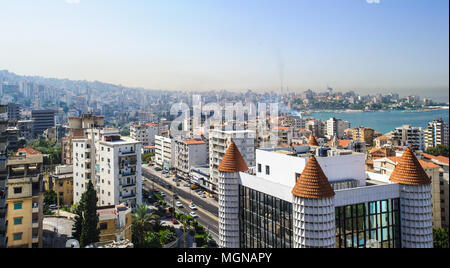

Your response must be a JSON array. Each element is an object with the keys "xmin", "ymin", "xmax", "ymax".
[
  {"xmin": 426, "ymin": 145, "xmax": 449, "ymax": 157},
  {"xmin": 143, "ymin": 232, "xmax": 161, "ymax": 248},
  {"xmin": 433, "ymin": 228, "xmax": 449, "ymax": 248},
  {"xmin": 132, "ymin": 204, "xmax": 153, "ymax": 247},
  {"xmin": 71, "ymin": 181, "xmax": 100, "ymax": 247}
]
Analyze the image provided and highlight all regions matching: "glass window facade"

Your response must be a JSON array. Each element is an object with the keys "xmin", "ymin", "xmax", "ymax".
[
  {"xmin": 335, "ymin": 199, "xmax": 401, "ymax": 248},
  {"xmin": 239, "ymin": 186, "xmax": 293, "ymax": 248}
]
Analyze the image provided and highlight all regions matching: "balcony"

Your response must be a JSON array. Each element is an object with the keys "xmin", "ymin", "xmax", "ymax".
[
  {"xmin": 120, "ymin": 149, "xmax": 136, "ymax": 156},
  {"xmin": 32, "ymin": 203, "xmax": 39, "ymax": 213},
  {"xmin": 32, "ymin": 219, "xmax": 39, "ymax": 228},
  {"xmin": 120, "ymin": 193, "xmax": 136, "ymax": 199},
  {"xmin": 32, "ymin": 235, "xmax": 39, "ymax": 243}
]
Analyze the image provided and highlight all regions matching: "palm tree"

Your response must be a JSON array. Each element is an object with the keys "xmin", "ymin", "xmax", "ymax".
[{"xmin": 131, "ymin": 204, "xmax": 163, "ymax": 247}]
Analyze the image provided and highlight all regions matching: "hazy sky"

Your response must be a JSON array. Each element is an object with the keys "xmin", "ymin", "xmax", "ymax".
[{"xmin": 0, "ymin": 0, "xmax": 448, "ymax": 99}]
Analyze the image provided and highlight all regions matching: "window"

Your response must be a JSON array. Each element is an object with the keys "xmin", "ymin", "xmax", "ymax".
[
  {"xmin": 265, "ymin": 166, "xmax": 270, "ymax": 175},
  {"xmin": 14, "ymin": 202, "xmax": 23, "ymax": 210},
  {"xmin": 13, "ymin": 233, "xmax": 23, "ymax": 241},
  {"xmin": 13, "ymin": 187, "xmax": 22, "ymax": 194},
  {"xmin": 14, "ymin": 217, "xmax": 23, "ymax": 225},
  {"xmin": 258, "ymin": 164, "xmax": 262, "ymax": 173},
  {"xmin": 100, "ymin": 222, "xmax": 108, "ymax": 230}
]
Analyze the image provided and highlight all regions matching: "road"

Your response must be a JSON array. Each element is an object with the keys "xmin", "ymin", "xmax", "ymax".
[{"xmin": 141, "ymin": 167, "xmax": 219, "ymax": 242}]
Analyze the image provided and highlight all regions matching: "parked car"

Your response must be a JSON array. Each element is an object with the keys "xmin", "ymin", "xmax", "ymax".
[
  {"xmin": 189, "ymin": 204, "xmax": 197, "ymax": 210},
  {"xmin": 155, "ymin": 167, "xmax": 162, "ymax": 171},
  {"xmin": 160, "ymin": 192, "xmax": 166, "ymax": 197},
  {"xmin": 173, "ymin": 194, "xmax": 179, "ymax": 199},
  {"xmin": 176, "ymin": 201, "xmax": 183, "ymax": 208},
  {"xmin": 189, "ymin": 212, "xmax": 198, "ymax": 218},
  {"xmin": 184, "ymin": 183, "xmax": 191, "ymax": 187}
]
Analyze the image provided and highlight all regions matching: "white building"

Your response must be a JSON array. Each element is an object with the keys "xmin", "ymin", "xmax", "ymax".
[
  {"xmin": 217, "ymin": 143, "xmax": 433, "ymax": 248},
  {"xmin": 209, "ymin": 129, "xmax": 255, "ymax": 194},
  {"xmin": 425, "ymin": 119, "xmax": 449, "ymax": 149},
  {"xmin": 391, "ymin": 125, "xmax": 425, "ymax": 151},
  {"xmin": 130, "ymin": 123, "xmax": 162, "ymax": 146},
  {"xmin": 326, "ymin": 117, "xmax": 350, "ymax": 139},
  {"xmin": 73, "ymin": 129, "xmax": 142, "ymax": 208},
  {"xmin": 174, "ymin": 139, "xmax": 208, "ymax": 179},
  {"xmin": 155, "ymin": 135, "xmax": 174, "ymax": 171}
]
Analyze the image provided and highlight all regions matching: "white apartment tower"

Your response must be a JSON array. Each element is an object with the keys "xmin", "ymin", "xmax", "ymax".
[
  {"xmin": 209, "ymin": 130, "xmax": 255, "ymax": 193},
  {"xmin": 73, "ymin": 129, "xmax": 142, "ymax": 208}
]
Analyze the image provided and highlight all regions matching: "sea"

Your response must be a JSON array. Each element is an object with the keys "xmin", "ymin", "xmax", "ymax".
[{"xmin": 309, "ymin": 109, "xmax": 449, "ymax": 134}]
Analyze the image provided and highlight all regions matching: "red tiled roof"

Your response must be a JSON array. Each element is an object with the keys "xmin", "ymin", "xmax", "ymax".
[
  {"xmin": 16, "ymin": 147, "xmax": 42, "ymax": 156},
  {"xmin": 292, "ymin": 156, "xmax": 335, "ymax": 199},
  {"xmin": 327, "ymin": 139, "xmax": 352, "ymax": 148},
  {"xmin": 218, "ymin": 141, "xmax": 248, "ymax": 173},
  {"xmin": 423, "ymin": 153, "xmax": 449, "ymax": 165},
  {"xmin": 389, "ymin": 148, "xmax": 431, "ymax": 185},
  {"xmin": 184, "ymin": 140, "xmax": 206, "ymax": 145}
]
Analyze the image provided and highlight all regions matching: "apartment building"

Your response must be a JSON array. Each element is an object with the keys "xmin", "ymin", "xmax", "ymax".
[
  {"xmin": 31, "ymin": 110, "xmax": 55, "ymax": 138},
  {"xmin": 353, "ymin": 126, "xmax": 375, "ymax": 146},
  {"xmin": 422, "ymin": 153, "xmax": 449, "ymax": 228},
  {"xmin": 5, "ymin": 152, "xmax": 44, "ymax": 248},
  {"xmin": 271, "ymin": 126, "xmax": 293, "ymax": 146},
  {"xmin": 306, "ymin": 119, "xmax": 325, "ymax": 138},
  {"xmin": 97, "ymin": 204, "xmax": 132, "ymax": 243},
  {"xmin": 425, "ymin": 119, "xmax": 449, "ymax": 149},
  {"xmin": 209, "ymin": 130, "xmax": 255, "ymax": 194},
  {"xmin": 0, "ymin": 105, "xmax": 8, "ymax": 248},
  {"xmin": 61, "ymin": 114, "xmax": 104, "ymax": 165},
  {"xmin": 73, "ymin": 129, "xmax": 142, "ymax": 209},
  {"xmin": 391, "ymin": 125, "xmax": 425, "ymax": 151},
  {"xmin": 155, "ymin": 135, "xmax": 174, "ymax": 171},
  {"xmin": 130, "ymin": 122, "xmax": 166, "ymax": 146},
  {"xmin": 174, "ymin": 139, "xmax": 208, "ymax": 179},
  {"xmin": 46, "ymin": 165, "xmax": 74, "ymax": 207},
  {"xmin": 17, "ymin": 120, "xmax": 34, "ymax": 140},
  {"xmin": 7, "ymin": 103, "xmax": 21, "ymax": 121},
  {"xmin": 326, "ymin": 117, "xmax": 350, "ymax": 139}
]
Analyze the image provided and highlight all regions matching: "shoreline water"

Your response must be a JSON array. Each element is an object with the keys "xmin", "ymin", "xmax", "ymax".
[
  {"xmin": 308, "ymin": 109, "xmax": 449, "ymax": 134},
  {"xmin": 304, "ymin": 106, "xmax": 449, "ymax": 114}
]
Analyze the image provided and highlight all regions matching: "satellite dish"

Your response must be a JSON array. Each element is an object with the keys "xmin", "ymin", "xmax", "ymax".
[
  {"xmin": 366, "ymin": 239, "xmax": 380, "ymax": 248},
  {"xmin": 66, "ymin": 239, "xmax": 80, "ymax": 248}
]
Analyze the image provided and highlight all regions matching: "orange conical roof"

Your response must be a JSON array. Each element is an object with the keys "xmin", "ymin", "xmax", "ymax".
[
  {"xmin": 292, "ymin": 156, "xmax": 335, "ymax": 199},
  {"xmin": 218, "ymin": 141, "xmax": 249, "ymax": 173},
  {"xmin": 308, "ymin": 135, "xmax": 319, "ymax": 146},
  {"xmin": 389, "ymin": 147, "xmax": 431, "ymax": 185}
]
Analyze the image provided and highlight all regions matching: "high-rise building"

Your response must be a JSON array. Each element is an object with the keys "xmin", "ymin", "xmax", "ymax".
[
  {"xmin": 130, "ymin": 123, "xmax": 163, "ymax": 146},
  {"xmin": 73, "ymin": 129, "xmax": 142, "ymax": 209},
  {"xmin": 7, "ymin": 103, "xmax": 21, "ymax": 121},
  {"xmin": 174, "ymin": 139, "xmax": 208, "ymax": 179},
  {"xmin": 217, "ymin": 143, "xmax": 433, "ymax": 248},
  {"xmin": 61, "ymin": 114, "xmax": 105, "ymax": 165},
  {"xmin": 326, "ymin": 117, "xmax": 350, "ymax": 139},
  {"xmin": 209, "ymin": 130, "xmax": 255, "ymax": 194},
  {"xmin": 31, "ymin": 110, "xmax": 55, "ymax": 138},
  {"xmin": 391, "ymin": 125, "xmax": 425, "ymax": 151},
  {"xmin": 353, "ymin": 126, "xmax": 375, "ymax": 146},
  {"xmin": 425, "ymin": 119, "xmax": 449, "ymax": 149},
  {"xmin": 5, "ymin": 150, "xmax": 44, "ymax": 248},
  {"xmin": 154, "ymin": 135, "xmax": 175, "ymax": 171},
  {"xmin": 0, "ymin": 105, "xmax": 8, "ymax": 248}
]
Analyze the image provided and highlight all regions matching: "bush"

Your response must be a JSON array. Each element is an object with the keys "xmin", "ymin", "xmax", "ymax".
[
  {"xmin": 194, "ymin": 234, "xmax": 205, "ymax": 247},
  {"xmin": 159, "ymin": 229, "xmax": 177, "ymax": 245},
  {"xmin": 434, "ymin": 228, "xmax": 449, "ymax": 248}
]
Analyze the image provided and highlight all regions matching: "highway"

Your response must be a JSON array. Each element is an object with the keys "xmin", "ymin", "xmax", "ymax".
[{"xmin": 141, "ymin": 167, "xmax": 219, "ymax": 241}]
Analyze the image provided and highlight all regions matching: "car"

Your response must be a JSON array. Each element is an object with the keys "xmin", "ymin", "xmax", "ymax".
[
  {"xmin": 49, "ymin": 204, "xmax": 58, "ymax": 210},
  {"xmin": 173, "ymin": 194, "xmax": 179, "ymax": 199},
  {"xmin": 148, "ymin": 163, "xmax": 154, "ymax": 167},
  {"xmin": 171, "ymin": 218, "xmax": 179, "ymax": 224},
  {"xmin": 184, "ymin": 183, "xmax": 191, "ymax": 187},
  {"xmin": 201, "ymin": 194, "xmax": 207, "ymax": 198},
  {"xmin": 160, "ymin": 192, "xmax": 166, "ymax": 197},
  {"xmin": 189, "ymin": 204, "xmax": 197, "ymax": 210},
  {"xmin": 189, "ymin": 212, "xmax": 198, "ymax": 218},
  {"xmin": 176, "ymin": 201, "xmax": 183, "ymax": 208},
  {"xmin": 155, "ymin": 167, "xmax": 162, "ymax": 171}
]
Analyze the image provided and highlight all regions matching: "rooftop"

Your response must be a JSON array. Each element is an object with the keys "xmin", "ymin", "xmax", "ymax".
[
  {"xmin": 389, "ymin": 147, "xmax": 431, "ymax": 186},
  {"xmin": 218, "ymin": 141, "xmax": 249, "ymax": 173}
]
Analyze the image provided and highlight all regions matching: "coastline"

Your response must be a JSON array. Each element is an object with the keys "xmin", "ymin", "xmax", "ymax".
[{"xmin": 306, "ymin": 106, "xmax": 449, "ymax": 114}]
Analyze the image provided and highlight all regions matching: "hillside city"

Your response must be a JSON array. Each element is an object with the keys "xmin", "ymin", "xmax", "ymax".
[{"xmin": 1, "ymin": 70, "xmax": 448, "ymax": 248}]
